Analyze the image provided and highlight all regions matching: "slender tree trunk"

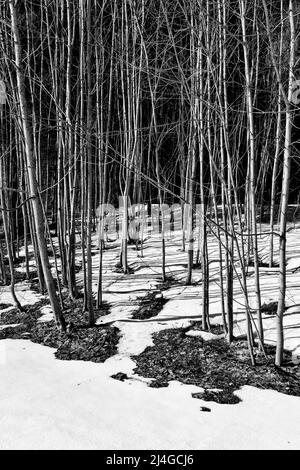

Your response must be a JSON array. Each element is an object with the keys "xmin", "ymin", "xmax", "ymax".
[
  {"xmin": 275, "ymin": 0, "xmax": 295, "ymax": 366},
  {"xmin": 9, "ymin": 0, "xmax": 65, "ymax": 330}
]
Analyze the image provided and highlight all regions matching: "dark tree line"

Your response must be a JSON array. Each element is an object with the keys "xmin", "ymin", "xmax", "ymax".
[{"xmin": 0, "ymin": 0, "xmax": 300, "ymax": 365}]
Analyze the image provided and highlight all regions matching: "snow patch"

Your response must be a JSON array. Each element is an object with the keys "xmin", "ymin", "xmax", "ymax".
[
  {"xmin": 186, "ymin": 330, "xmax": 223, "ymax": 341},
  {"xmin": 37, "ymin": 306, "xmax": 54, "ymax": 323},
  {"xmin": 0, "ymin": 324, "xmax": 21, "ymax": 331},
  {"xmin": 1, "ymin": 340, "xmax": 300, "ymax": 449}
]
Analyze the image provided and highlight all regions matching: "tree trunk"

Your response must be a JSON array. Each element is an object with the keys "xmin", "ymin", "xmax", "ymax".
[{"xmin": 9, "ymin": 0, "xmax": 65, "ymax": 330}]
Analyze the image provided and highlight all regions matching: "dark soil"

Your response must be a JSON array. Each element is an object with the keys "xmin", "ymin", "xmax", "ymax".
[
  {"xmin": 0, "ymin": 298, "xmax": 120, "ymax": 364},
  {"xmin": 131, "ymin": 277, "xmax": 178, "ymax": 320},
  {"xmin": 159, "ymin": 276, "xmax": 180, "ymax": 291},
  {"xmin": 33, "ymin": 321, "xmax": 120, "ymax": 362},
  {"xmin": 0, "ymin": 300, "xmax": 50, "ymax": 339},
  {"xmin": 113, "ymin": 263, "xmax": 135, "ymax": 274},
  {"xmin": 133, "ymin": 327, "xmax": 300, "ymax": 404},
  {"xmin": 261, "ymin": 301, "xmax": 278, "ymax": 315},
  {"xmin": 0, "ymin": 303, "xmax": 13, "ymax": 310},
  {"xmin": 200, "ymin": 406, "xmax": 211, "ymax": 412},
  {"xmin": 131, "ymin": 292, "xmax": 168, "ymax": 320},
  {"xmin": 248, "ymin": 259, "xmax": 279, "ymax": 269},
  {"xmin": 111, "ymin": 372, "xmax": 129, "ymax": 382},
  {"xmin": 97, "ymin": 300, "xmax": 112, "ymax": 317},
  {"xmin": 183, "ymin": 262, "xmax": 202, "ymax": 269},
  {"xmin": 189, "ymin": 322, "xmax": 225, "ymax": 335},
  {"xmin": 12, "ymin": 256, "xmax": 27, "ymax": 267}
]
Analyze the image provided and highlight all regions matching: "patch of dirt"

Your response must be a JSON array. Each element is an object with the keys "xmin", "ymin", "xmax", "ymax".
[
  {"xmin": 33, "ymin": 322, "xmax": 120, "ymax": 363},
  {"xmin": 183, "ymin": 262, "xmax": 202, "ymax": 269},
  {"xmin": 189, "ymin": 322, "xmax": 224, "ymax": 335},
  {"xmin": 0, "ymin": 303, "xmax": 13, "ymax": 311},
  {"xmin": 0, "ymin": 298, "xmax": 120, "ymax": 364},
  {"xmin": 97, "ymin": 300, "xmax": 112, "ymax": 317},
  {"xmin": 133, "ymin": 328, "xmax": 300, "ymax": 404},
  {"xmin": 113, "ymin": 263, "xmax": 135, "ymax": 274},
  {"xmin": 261, "ymin": 301, "xmax": 278, "ymax": 315},
  {"xmin": 248, "ymin": 259, "xmax": 279, "ymax": 268},
  {"xmin": 131, "ymin": 277, "xmax": 178, "ymax": 320},
  {"xmin": 160, "ymin": 276, "xmax": 180, "ymax": 291},
  {"xmin": 131, "ymin": 292, "xmax": 168, "ymax": 320},
  {"xmin": 0, "ymin": 300, "xmax": 49, "ymax": 339},
  {"xmin": 111, "ymin": 372, "xmax": 129, "ymax": 382},
  {"xmin": 11, "ymin": 256, "xmax": 27, "ymax": 267}
]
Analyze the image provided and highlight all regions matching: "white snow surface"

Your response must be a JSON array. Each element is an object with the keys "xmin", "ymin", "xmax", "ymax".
[
  {"xmin": 1, "ymin": 222, "xmax": 300, "ymax": 449},
  {"xmin": 1, "ymin": 339, "xmax": 300, "ymax": 450}
]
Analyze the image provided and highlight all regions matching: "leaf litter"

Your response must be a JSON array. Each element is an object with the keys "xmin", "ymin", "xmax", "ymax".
[{"xmin": 132, "ymin": 326, "xmax": 300, "ymax": 404}]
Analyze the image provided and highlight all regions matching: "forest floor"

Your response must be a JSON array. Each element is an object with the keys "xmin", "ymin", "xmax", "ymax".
[{"xmin": 1, "ymin": 214, "xmax": 300, "ymax": 449}]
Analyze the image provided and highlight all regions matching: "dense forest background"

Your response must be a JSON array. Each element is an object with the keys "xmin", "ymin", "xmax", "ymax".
[{"xmin": 0, "ymin": 0, "xmax": 300, "ymax": 366}]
